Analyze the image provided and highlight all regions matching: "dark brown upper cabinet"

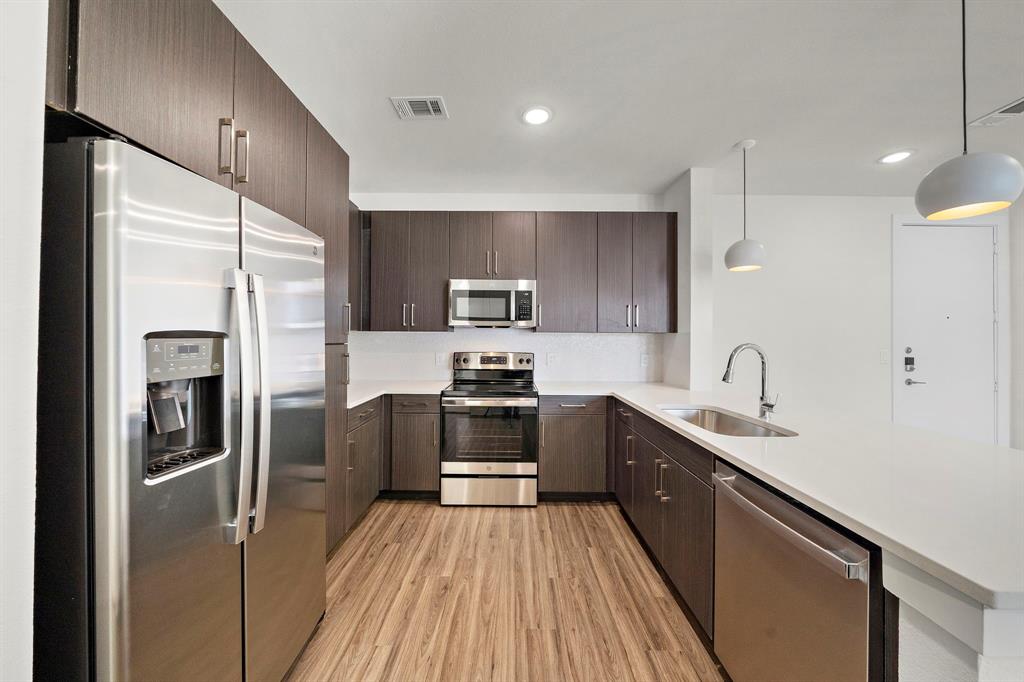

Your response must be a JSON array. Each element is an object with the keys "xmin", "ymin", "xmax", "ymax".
[
  {"xmin": 632, "ymin": 212, "xmax": 677, "ymax": 333},
  {"xmin": 306, "ymin": 114, "xmax": 350, "ymax": 343},
  {"xmin": 369, "ymin": 212, "xmax": 449, "ymax": 331},
  {"xmin": 348, "ymin": 202, "xmax": 365, "ymax": 332},
  {"xmin": 72, "ymin": 0, "xmax": 237, "ymax": 187},
  {"xmin": 596, "ymin": 212, "xmax": 677, "ymax": 333},
  {"xmin": 449, "ymin": 212, "xmax": 536, "ymax": 280},
  {"xmin": 233, "ymin": 36, "xmax": 308, "ymax": 226},
  {"xmin": 536, "ymin": 212, "xmax": 598, "ymax": 333},
  {"xmin": 491, "ymin": 212, "xmax": 537, "ymax": 279},
  {"xmin": 597, "ymin": 213, "xmax": 634, "ymax": 332}
]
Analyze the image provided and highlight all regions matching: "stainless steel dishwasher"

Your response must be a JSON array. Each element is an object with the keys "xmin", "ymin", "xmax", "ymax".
[{"xmin": 714, "ymin": 462, "xmax": 872, "ymax": 682}]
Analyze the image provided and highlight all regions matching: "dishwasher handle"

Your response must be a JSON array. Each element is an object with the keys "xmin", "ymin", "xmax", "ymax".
[{"xmin": 714, "ymin": 472, "xmax": 869, "ymax": 581}]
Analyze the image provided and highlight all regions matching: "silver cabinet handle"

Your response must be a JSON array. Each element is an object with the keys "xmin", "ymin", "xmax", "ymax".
[
  {"xmin": 402, "ymin": 303, "xmax": 407, "ymax": 327},
  {"xmin": 401, "ymin": 401, "xmax": 428, "ymax": 407},
  {"xmin": 654, "ymin": 457, "xmax": 662, "ymax": 496},
  {"xmin": 625, "ymin": 435, "xmax": 634, "ymax": 465},
  {"xmin": 618, "ymin": 408, "xmax": 633, "ymax": 418},
  {"xmin": 634, "ymin": 304, "xmax": 639, "ymax": 329},
  {"xmin": 626, "ymin": 304, "xmax": 631, "ymax": 328},
  {"xmin": 218, "ymin": 117, "xmax": 234, "ymax": 174},
  {"xmin": 343, "ymin": 353, "xmax": 350, "ymax": 385},
  {"xmin": 343, "ymin": 302, "xmax": 352, "ymax": 334},
  {"xmin": 559, "ymin": 403, "xmax": 586, "ymax": 408},
  {"xmin": 905, "ymin": 379, "xmax": 927, "ymax": 385},
  {"xmin": 541, "ymin": 420, "xmax": 545, "ymax": 448},
  {"xmin": 714, "ymin": 472, "xmax": 869, "ymax": 581},
  {"xmin": 411, "ymin": 303, "xmax": 415, "ymax": 327},
  {"xmin": 537, "ymin": 303, "xmax": 542, "ymax": 328},
  {"xmin": 224, "ymin": 268, "xmax": 254, "ymax": 544},
  {"xmin": 486, "ymin": 250, "xmax": 491, "ymax": 275},
  {"xmin": 249, "ymin": 273, "xmax": 272, "ymax": 534},
  {"xmin": 433, "ymin": 416, "xmax": 438, "ymax": 447},
  {"xmin": 357, "ymin": 408, "xmax": 375, "ymax": 418},
  {"xmin": 346, "ymin": 439, "xmax": 355, "ymax": 471},
  {"xmin": 236, "ymin": 129, "xmax": 250, "ymax": 183},
  {"xmin": 659, "ymin": 463, "xmax": 670, "ymax": 502},
  {"xmin": 494, "ymin": 250, "xmax": 499, "ymax": 275}
]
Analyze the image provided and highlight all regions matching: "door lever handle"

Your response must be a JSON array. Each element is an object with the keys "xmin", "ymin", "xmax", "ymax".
[{"xmin": 904, "ymin": 379, "xmax": 927, "ymax": 385}]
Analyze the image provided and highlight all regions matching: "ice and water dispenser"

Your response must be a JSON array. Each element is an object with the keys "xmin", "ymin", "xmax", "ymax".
[{"xmin": 145, "ymin": 335, "xmax": 227, "ymax": 481}]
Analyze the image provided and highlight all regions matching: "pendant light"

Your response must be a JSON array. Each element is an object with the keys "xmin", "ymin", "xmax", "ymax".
[
  {"xmin": 724, "ymin": 139, "xmax": 766, "ymax": 272},
  {"xmin": 915, "ymin": 0, "xmax": 1024, "ymax": 221}
]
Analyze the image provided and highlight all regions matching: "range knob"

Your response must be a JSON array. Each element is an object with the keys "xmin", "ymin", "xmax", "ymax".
[
  {"xmin": 525, "ymin": 358, "xmax": 532, "ymax": 364},
  {"xmin": 518, "ymin": 358, "xmax": 524, "ymax": 365}
]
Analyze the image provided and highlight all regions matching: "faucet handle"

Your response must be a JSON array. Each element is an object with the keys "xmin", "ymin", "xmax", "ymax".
[{"xmin": 762, "ymin": 393, "xmax": 780, "ymax": 410}]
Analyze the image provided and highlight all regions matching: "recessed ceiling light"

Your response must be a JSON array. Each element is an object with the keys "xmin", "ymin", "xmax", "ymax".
[
  {"xmin": 522, "ymin": 107, "xmax": 552, "ymax": 125},
  {"xmin": 878, "ymin": 150, "xmax": 913, "ymax": 164}
]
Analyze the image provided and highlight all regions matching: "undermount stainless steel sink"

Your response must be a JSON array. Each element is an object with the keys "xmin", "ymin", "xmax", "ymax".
[{"xmin": 659, "ymin": 405, "xmax": 798, "ymax": 438}]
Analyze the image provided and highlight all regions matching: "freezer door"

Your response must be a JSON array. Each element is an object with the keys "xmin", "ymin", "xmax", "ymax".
[
  {"xmin": 89, "ymin": 140, "xmax": 245, "ymax": 681},
  {"xmin": 242, "ymin": 198, "xmax": 327, "ymax": 682}
]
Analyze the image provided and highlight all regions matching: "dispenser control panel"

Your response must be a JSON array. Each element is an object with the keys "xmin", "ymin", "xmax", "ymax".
[{"xmin": 146, "ymin": 336, "xmax": 224, "ymax": 383}]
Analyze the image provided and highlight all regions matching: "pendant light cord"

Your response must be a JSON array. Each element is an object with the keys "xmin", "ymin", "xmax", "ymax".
[
  {"xmin": 742, "ymin": 147, "xmax": 747, "ymax": 240},
  {"xmin": 962, "ymin": 0, "xmax": 967, "ymax": 155}
]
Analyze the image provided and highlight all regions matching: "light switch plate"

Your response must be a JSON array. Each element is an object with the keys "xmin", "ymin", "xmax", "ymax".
[
  {"xmin": 641, "ymin": 354, "xmax": 650, "ymax": 368},
  {"xmin": 435, "ymin": 352, "xmax": 447, "ymax": 367},
  {"xmin": 546, "ymin": 352, "xmax": 559, "ymax": 367},
  {"xmin": 879, "ymin": 349, "xmax": 890, "ymax": 365}
]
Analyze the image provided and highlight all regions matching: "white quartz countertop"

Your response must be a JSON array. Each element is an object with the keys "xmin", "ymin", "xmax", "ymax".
[{"xmin": 348, "ymin": 379, "xmax": 1024, "ymax": 609}]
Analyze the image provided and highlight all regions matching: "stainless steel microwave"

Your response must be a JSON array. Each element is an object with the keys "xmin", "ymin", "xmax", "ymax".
[{"xmin": 448, "ymin": 279, "xmax": 536, "ymax": 328}]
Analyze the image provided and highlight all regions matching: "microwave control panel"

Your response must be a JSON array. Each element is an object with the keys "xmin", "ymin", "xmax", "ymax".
[{"xmin": 514, "ymin": 290, "xmax": 533, "ymax": 321}]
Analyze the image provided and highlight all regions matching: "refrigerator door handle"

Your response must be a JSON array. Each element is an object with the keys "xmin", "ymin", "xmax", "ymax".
[
  {"xmin": 225, "ymin": 268, "xmax": 255, "ymax": 544},
  {"xmin": 250, "ymin": 273, "xmax": 272, "ymax": 533}
]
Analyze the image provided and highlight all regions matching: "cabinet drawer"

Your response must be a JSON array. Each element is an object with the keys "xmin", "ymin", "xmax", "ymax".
[
  {"xmin": 347, "ymin": 397, "xmax": 381, "ymax": 433},
  {"xmin": 391, "ymin": 394, "xmax": 440, "ymax": 413},
  {"xmin": 540, "ymin": 395, "xmax": 607, "ymax": 415}
]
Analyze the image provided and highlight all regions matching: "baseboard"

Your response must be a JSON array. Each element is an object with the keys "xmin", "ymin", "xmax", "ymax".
[
  {"xmin": 378, "ymin": 490, "xmax": 440, "ymax": 501},
  {"xmin": 538, "ymin": 491, "xmax": 616, "ymax": 502}
]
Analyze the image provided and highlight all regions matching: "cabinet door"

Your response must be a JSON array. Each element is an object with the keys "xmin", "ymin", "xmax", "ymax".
[
  {"xmin": 391, "ymin": 413, "xmax": 440, "ymax": 491},
  {"xmin": 345, "ymin": 417, "xmax": 379, "ymax": 529},
  {"xmin": 539, "ymin": 415, "xmax": 606, "ymax": 493},
  {"xmin": 632, "ymin": 436, "xmax": 663, "ymax": 557},
  {"xmin": 408, "ymin": 212, "xmax": 450, "ymax": 331},
  {"xmin": 537, "ymin": 212, "xmax": 597, "ymax": 332},
  {"xmin": 348, "ymin": 202, "xmax": 363, "ymax": 332},
  {"xmin": 306, "ymin": 114, "xmax": 350, "ymax": 343},
  {"xmin": 449, "ymin": 212, "xmax": 492, "ymax": 279},
  {"xmin": 233, "ymin": 35, "xmax": 308, "ymax": 226},
  {"xmin": 369, "ymin": 212, "xmax": 410, "ymax": 331},
  {"xmin": 614, "ymin": 425, "xmax": 635, "ymax": 516},
  {"xmin": 325, "ymin": 346, "xmax": 349, "ymax": 552},
  {"xmin": 632, "ymin": 213, "xmax": 676, "ymax": 333},
  {"xmin": 660, "ymin": 459, "xmax": 714, "ymax": 635},
  {"xmin": 597, "ymin": 212, "xmax": 633, "ymax": 332},
  {"xmin": 74, "ymin": 0, "xmax": 236, "ymax": 186},
  {"xmin": 491, "ymin": 212, "xmax": 536, "ymax": 279}
]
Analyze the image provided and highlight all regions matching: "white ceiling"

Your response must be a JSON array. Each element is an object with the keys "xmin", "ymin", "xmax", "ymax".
[{"xmin": 216, "ymin": 0, "xmax": 1024, "ymax": 196}]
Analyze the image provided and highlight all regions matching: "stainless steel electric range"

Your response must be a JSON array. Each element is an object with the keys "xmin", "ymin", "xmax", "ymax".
[{"xmin": 440, "ymin": 352, "xmax": 538, "ymax": 506}]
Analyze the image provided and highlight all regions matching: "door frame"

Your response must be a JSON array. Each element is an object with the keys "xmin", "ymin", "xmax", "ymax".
[{"xmin": 890, "ymin": 213, "xmax": 1011, "ymax": 445}]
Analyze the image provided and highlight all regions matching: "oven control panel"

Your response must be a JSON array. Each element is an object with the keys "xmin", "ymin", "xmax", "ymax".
[{"xmin": 453, "ymin": 351, "xmax": 533, "ymax": 370}]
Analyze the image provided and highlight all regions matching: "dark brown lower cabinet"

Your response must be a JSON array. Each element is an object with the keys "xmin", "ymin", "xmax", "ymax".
[
  {"xmin": 325, "ymin": 346, "xmax": 348, "ymax": 552},
  {"xmin": 612, "ymin": 403, "xmax": 714, "ymax": 638},
  {"xmin": 538, "ymin": 415, "xmax": 606, "ymax": 493},
  {"xmin": 658, "ymin": 458, "xmax": 714, "ymax": 634},
  {"xmin": 345, "ymin": 415, "xmax": 380, "ymax": 533},
  {"xmin": 391, "ymin": 413, "xmax": 440, "ymax": 491},
  {"xmin": 614, "ymin": 424, "xmax": 635, "ymax": 515}
]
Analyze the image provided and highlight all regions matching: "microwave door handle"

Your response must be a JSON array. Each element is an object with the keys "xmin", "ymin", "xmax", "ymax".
[
  {"xmin": 249, "ymin": 273, "xmax": 271, "ymax": 534},
  {"xmin": 224, "ymin": 268, "xmax": 254, "ymax": 544}
]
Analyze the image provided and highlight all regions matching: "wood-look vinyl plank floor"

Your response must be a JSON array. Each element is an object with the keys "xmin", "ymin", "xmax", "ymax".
[{"xmin": 288, "ymin": 500, "xmax": 723, "ymax": 682}]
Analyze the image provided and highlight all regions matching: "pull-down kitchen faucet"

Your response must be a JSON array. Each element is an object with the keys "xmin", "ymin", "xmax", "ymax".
[{"xmin": 722, "ymin": 343, "xmax": 776, "ymax": 419}]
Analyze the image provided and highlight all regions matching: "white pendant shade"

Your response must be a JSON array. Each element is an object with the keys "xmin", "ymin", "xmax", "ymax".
[
  {"xmin": 724, "ymin": 238, "xmax": 766, "ymax": 272},
  {"xmin": 915, "ymin": 152, "xmax": 1024, "ymax": 220}
]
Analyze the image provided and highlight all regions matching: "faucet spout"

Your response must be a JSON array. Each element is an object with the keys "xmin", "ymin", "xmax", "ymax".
[{"xmin": 722, "ymin": 343, "xmax": 775, "ymax": 418}]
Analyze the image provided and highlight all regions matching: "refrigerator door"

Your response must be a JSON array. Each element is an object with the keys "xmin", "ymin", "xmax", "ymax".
[
  {"xmin": 241, "ymin": 198, "xmax": 327, "ymax": 682},
  {"xmin": 90, "ymin": 140, "xmax": 246, "ymax": 681}
]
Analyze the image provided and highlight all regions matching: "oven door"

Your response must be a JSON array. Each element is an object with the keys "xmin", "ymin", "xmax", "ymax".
[
  {"xmin": 449, "ymin": 287, "xmax": 513, "ymax": 327},
  {"xmin": 440, "ymin": 397, "xmax": 538, "ymax": 474}
]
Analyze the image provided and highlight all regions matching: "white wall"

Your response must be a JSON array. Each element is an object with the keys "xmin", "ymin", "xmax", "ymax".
[
  {"xmin": 710, "ymin": 194, "xmax": 915, "ymax": 421},
  {"xmin": 348, "ymin": 192, "xmax": 668, "ymax": 383},
  {"xmin": 0, "ymin": 0, "xmax": 48, "ymax": 677}
]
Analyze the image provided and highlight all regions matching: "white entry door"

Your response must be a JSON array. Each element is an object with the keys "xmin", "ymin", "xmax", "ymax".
[{"xmin": 892, "ymin": 222, "xmax": 997, "ymax": 443}]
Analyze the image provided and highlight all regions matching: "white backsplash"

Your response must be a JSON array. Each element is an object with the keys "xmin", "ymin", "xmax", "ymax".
[{"xmin": 349, "ymin": 329, "xmax": 664, "ymax": 382}]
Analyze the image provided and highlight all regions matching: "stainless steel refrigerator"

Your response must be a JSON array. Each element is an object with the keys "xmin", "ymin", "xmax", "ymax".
[{"xmin": 35, "ymin": 139, "xmax": 326, "ymax": 681}]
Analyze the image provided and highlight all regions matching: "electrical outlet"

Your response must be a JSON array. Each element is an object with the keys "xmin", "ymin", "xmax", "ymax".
[
  {"xmin": 640, "ymin": 354, "xmax": 650, "ymax": 368},
  {"xmin": 546, "ymin": 352, "xmax": 559, "ymax": 367},
  {"xmin": 879, "ymin": 349, "xmax": 890, "ymax": 365},
  {"xmin": 435, "ymin": 352, "xmax": 447, "ymax": 367}
]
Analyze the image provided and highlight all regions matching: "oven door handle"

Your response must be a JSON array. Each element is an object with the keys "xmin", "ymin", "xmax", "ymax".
[{"xmin": 441, "ymin": 397, "xmax": 538, "ymax": 408}]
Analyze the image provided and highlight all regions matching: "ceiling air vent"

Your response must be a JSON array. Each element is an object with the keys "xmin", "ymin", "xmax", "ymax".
[
  {"xmin": 390, "ymin": 96, "xmax": 449, "ymax": 120},
  {"xmin": 970, "ymin": 96, "xmax": 1024, "ymax": 128}
]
